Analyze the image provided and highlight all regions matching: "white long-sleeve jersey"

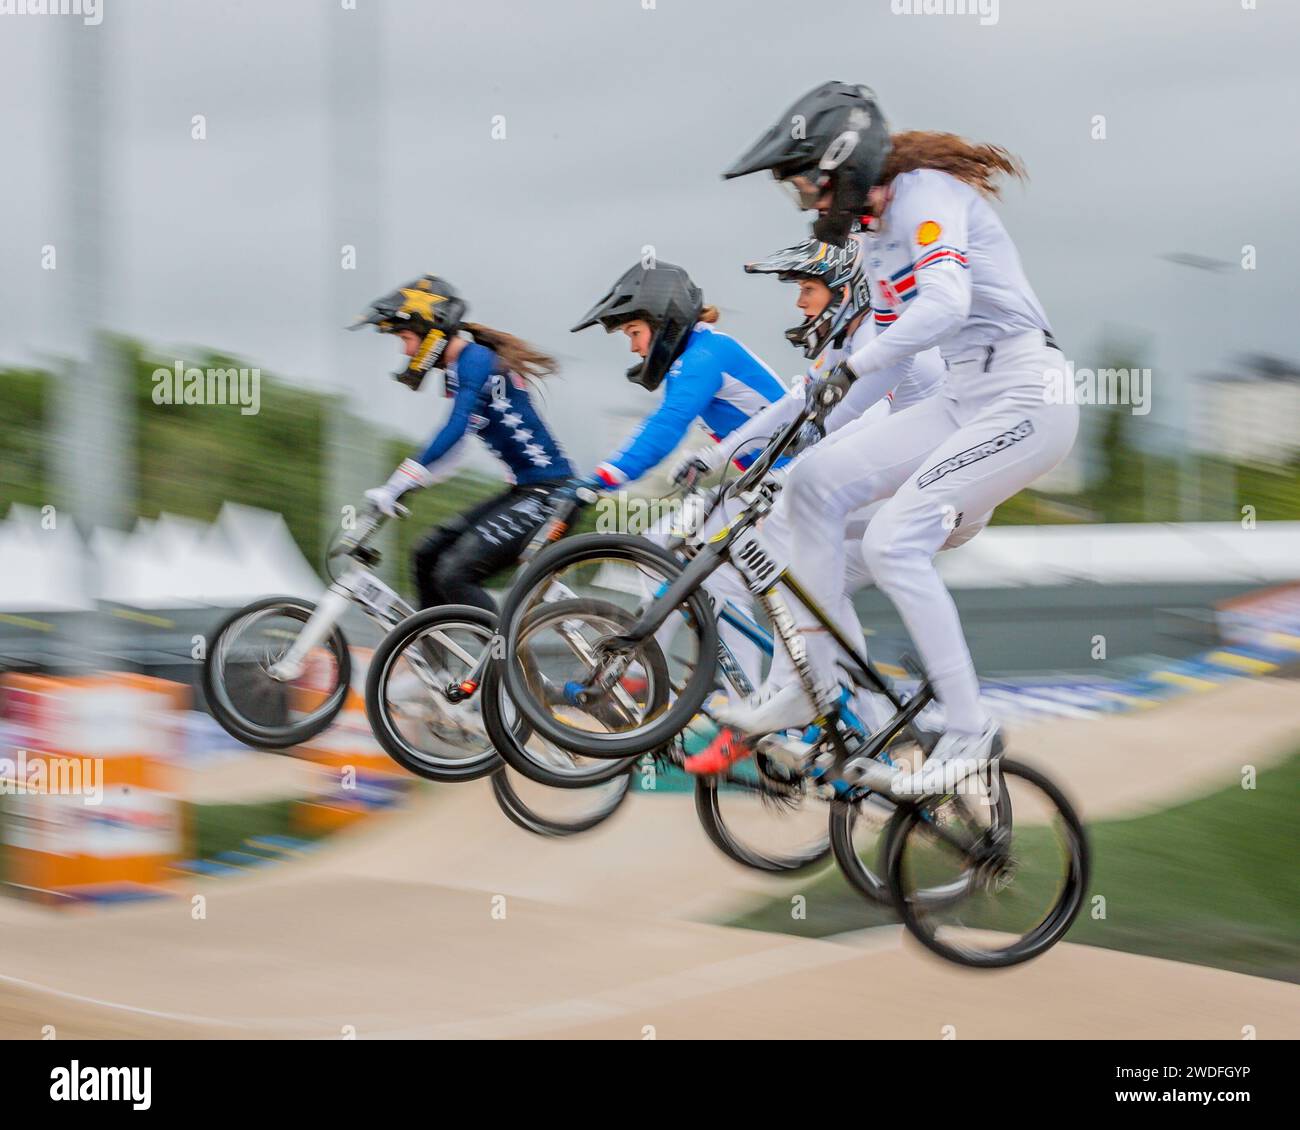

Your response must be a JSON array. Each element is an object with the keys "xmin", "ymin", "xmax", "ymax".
[
  {"xmin": 709, "ymin": 315, "xmax": 944, "ymax": 466},
  {"xmin": 847, "ymin": 168, "xmax": 1052, "ymax": 404},
  {"xmin": 830, "ymin": 305, "xmax": 944, "ymax": 414}
]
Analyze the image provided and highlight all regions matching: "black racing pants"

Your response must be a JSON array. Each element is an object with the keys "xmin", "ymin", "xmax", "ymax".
[{"xmin": 412, "ymin": 480, "xmax": 565, "ymax": 613}]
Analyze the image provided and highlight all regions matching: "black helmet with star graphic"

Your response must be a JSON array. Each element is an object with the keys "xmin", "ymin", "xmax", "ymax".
[{"xmin": 350, "ymin": 275, "xmax": 468, "ymax": 390}]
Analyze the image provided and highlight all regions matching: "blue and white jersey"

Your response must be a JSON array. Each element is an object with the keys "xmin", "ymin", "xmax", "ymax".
[
  {"xmin": 595, "ymin": 323, "xmax": 787, "ymax": 486},
  {"xmin": 416, "ymin": 342, "xmax": 573, "ymax": 486}
]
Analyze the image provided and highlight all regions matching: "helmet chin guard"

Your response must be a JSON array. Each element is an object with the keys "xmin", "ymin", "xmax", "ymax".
[
  {"xmin": 395, "ymin": 326, "xmax": 454, "ymax": 390},
  {"xmin": 350, "ymin": 274, "xmax": 467, "ymax": 390}
]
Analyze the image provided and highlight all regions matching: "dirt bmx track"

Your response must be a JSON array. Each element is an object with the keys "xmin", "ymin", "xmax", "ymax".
[{"xmin": 2, "ymin": 677, "xmax": 1297, "ymax": 1039}]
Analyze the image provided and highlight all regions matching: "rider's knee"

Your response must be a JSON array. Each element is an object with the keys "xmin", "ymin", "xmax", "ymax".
[
  {"xmin": 859, "ymin": 517, "xmax": 913, "ymax": 583},
  {"xmin": 942, "ymin": 509, "xmax": 989, "ymax": 551},
  {"xmin": 786, "ymin": 461, "xmax": 834, "ymax": 511},
  {"xmin": 431, "ymin": 539, "xmax": 489, "ymax": 591}
]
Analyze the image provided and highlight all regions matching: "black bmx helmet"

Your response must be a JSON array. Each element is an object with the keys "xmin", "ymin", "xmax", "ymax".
[
  {"xmin": 571, "ymin": 260, "xmax": 704, "ymax": 391},
  {"xmin": 350, "ymin": 274, "xmax": 467, "ymax": 390},
  {"xmin": 724, "ymin": 81, "xmax": 892, "ymax": 246},
  {"xmin": 744, "ymin": 236, "xmax": 869, "ymax": 358}
]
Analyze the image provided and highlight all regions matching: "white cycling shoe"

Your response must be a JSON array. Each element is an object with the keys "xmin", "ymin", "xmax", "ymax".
[
  {"xmin": 715, "ymin": 676, "xmax": 895, "ymax": 737},
  {"xmin": 890, "ymin": 719, "xmax": 1003, "ymax": 797},
  {"xmin": 713, "ymin": 681, "xmax": 827, "ymax": 736}
]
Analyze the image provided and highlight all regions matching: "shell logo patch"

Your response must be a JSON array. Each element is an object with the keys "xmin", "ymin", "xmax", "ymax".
[{"xmin": 916, "ymin": 220, "xmax": 942, "ymax": 246}]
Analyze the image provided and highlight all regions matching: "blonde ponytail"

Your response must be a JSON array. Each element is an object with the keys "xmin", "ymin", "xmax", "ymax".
[{"xmin": 461, "ymin": 322, "xmax": 558, "ymax": 380}]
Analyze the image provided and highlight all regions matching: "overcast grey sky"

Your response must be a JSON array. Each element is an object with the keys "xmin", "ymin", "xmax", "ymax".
[{"xmin": 2, "ymin": 0, "xmax": 1297, "ymax": 469}]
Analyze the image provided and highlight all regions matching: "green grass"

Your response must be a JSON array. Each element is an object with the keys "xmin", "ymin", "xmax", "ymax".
[
  {"xmin": 183, "ymin": 798, "xmax": 323, "ymax": 862},
  {"xmin": 0, "ymin": 797, "xmax": 335, "ymax": 894},
  {"xmin": 727, "ymin": 752, "xmax": 1300, "ymax": 983}
]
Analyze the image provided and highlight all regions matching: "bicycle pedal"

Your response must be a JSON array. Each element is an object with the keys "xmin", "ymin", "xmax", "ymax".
[{"xmin": 754, "ymin": 732, "xmax": 814, "ymax": 771}]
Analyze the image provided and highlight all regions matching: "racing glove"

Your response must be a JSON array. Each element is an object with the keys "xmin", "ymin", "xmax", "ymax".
[
  {"xmin": 364, "ymin": 458, "xmax": 433, "ymax": 518},
  {"xmin": 556, "ymin": 475, "xmax": 605, "ymax": 507},
  {"xmin": 669, "ymin": 450, "xmax": 716, "ymax": 485},
  {"xmin": 806, "ymin": 361, "xmax": 857, "ymax": 426}
]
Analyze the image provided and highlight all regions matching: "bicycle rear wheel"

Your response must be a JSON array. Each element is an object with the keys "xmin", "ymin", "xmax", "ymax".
[
  {"xmin": 884, "ymin": 758, "xmax": 1089, "ymax": 968},
  {"xmin": 830, "ymin": 738, "xmax": 1013, "ymax": 909}
]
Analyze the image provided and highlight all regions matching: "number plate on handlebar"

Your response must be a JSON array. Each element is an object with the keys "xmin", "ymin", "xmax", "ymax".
[{"xmin": 349, "ymin": 573, "xmax": 401, "ymax": 619}]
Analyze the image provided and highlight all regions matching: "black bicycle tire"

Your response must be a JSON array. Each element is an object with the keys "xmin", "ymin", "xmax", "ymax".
[
  {"xmin": 202, "ymin": 595, "xmax": 351, "ymax": 751},
  {"xmin": 364, "ymin": 603, "xmax": 503, "ymax": 783},
  {"xmin": 883, "ymin": 758, "xmax": 1090, "ymax": 968},
  {"xmin": 480, "ymin": 603, "xmax": 645, "ymax": 788},
  {"xmin": 500, "ymin": 533, "xmax": 720, "ymax": 757},
  {"xmin": 489, "ymin": 766, "xmax": 633, "ymax": 837},
  {"xmin": 693, "ymin": 765, "xmax": 833, "ymax": 874}
]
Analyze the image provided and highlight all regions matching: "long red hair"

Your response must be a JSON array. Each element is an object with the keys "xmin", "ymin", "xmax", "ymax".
[{"xmin": 881, "ymin": 131, "xmax": 1027, "ymax": 197}]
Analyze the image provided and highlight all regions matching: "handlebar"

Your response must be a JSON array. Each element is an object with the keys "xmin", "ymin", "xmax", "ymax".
[
  {"xmin": 328, "ymin": 501, "xmax": 407, "ymax": 569},
  {"xmin": 730, "ymin": 398, "xmax": 818, "ymax": 498}
]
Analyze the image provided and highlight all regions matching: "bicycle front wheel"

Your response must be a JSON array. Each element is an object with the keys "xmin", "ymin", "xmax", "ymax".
[
  {"xmin": 694, "ymin": 752, "xmax": 832, "ymax": 873},
  {"xmin": 500, "ymin": 534, "xmax": 720, "ymax": 758},
  {"xmin": 480, "ymin": 637, "xmax": 643, "ymax": 789},
  {"xmin": 203, "ymin": 596, "xmax": 351, "ymax": 750},
  {"xmin": 490, "ymin": 766, "xmax": 632, "ymax": 837}
]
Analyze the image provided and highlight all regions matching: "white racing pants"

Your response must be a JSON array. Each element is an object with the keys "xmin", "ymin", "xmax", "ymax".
[{"xmin": 774, "ymin": 332, "xmax": 1078, "ymax": 734}]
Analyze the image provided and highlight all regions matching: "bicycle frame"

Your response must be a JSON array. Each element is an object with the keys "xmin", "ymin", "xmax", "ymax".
[
  {"xmin": 571, "ymin": 402, "xmax": 936, "ymax": 767},
  {"xmin": 267, "ymin": 511, "xmax": 415, "ymax": 683}
]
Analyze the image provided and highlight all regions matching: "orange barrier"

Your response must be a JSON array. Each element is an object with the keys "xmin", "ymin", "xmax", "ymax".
[
  {"xmin": 291, "ymin": 648, "xmax": 415, "ymax": 836},
  {"xmin": 0, "ymin": 673, "xmax": 188, "ymax": 904}
]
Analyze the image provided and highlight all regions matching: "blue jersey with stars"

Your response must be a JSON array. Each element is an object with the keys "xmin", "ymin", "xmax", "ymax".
[{"xmin": 415, "ymin": 342, "xmax": 573, "ymax": 485}]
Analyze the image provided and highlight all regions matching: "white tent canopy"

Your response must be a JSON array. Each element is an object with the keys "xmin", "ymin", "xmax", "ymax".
[
  {"xmin": 2, "ymin": 506, "xmax": 1299, "ymax": 610},
  {"xmin": 0, "ymin": 504, "xmax": 96, "ymax": 611},
  {"xmin": 1, "ymin": 503, "xmax": 323, "ymax": 611}
]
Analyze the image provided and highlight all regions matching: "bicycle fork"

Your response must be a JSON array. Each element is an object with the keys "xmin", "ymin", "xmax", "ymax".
[
  {"xmin": 750, "ymin": 579, "xmax": 856, "ymax": 753},
  {"xmin": 268, "ymin": 568, "xmax": 409, "ymax": 682},
  {"xmin": 266, "ymin": 587, "xmax": 353, "ymax": 682}
]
